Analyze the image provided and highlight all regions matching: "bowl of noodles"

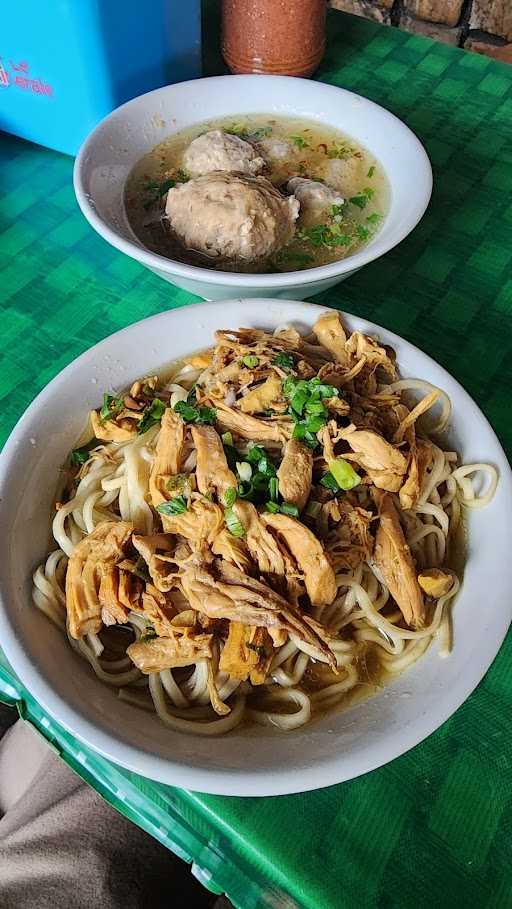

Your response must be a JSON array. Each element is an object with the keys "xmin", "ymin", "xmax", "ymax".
[{"xmin": 0, "ymin": 300, "xmax": 510, "ymax": 796}]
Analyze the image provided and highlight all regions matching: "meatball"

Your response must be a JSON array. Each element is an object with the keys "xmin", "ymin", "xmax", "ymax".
[
  {"xmin": 165, "ymin": 172, "xmax": 300, "ymax": 262},
  {"xmin": 287, "ymin": 177, "xmax": 344, "ymax": 226},
  {"xmin": 321, "ymin": 157, "xmax": 363, "ymax": 197},
  {"xmin": 182, "ymin": 130, "xmax": 266, "ymax": 178},
  {"xmin": 257, "ymin": 137, "xmax": 293, "ymax": 163}
]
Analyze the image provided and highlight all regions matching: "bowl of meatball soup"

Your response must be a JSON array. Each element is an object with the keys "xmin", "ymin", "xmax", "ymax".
[{"xmin": 74, "ymin": 75, "xmax": 432, "ymax": 301}]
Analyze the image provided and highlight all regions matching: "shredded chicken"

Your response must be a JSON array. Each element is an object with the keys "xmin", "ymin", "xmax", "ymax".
[
  {"xmin": 277, "ymin": 439, "xmax": 313, "ymax": 512},
  {"xmin": 149, "ymin": 408, "xmax": 186, "ymax": 510},
  {"xmin": 399, "ymin": 440, "xmax": 433, "ymax": 510},
  {"xmin": 393, "ymin": 391, "xmax": 440, "ymax": 444},
  {"xmin": 418, "ymin": 568, "xmax": 453, "ymax": 598},
  {"xmin": 183, "ymin": 351, "xmax": 212, "ymax": 369},
  {"xmin": 219, "ymin": 623, "xmax": 273, "ymax": 684},
  {"xmin": 345, "ymin": 332, "xmax": 396, "ymax": 378},
  {"xmin": 214, "ymin": 400, "xmax": 292, "ymax": 443},
  {"xmin": 207, "ymin": 657, "xmax": 232, "ymax": 716},
  {"xmin": 233, "ymin": 501, "xmax": 286, "ymax": 576},
  {"xmin": 239, "ymin": 374, "xmax": 283, "ymax": 415},
  {"xmin": 313, "ymin": 311, "xmax": 349, "ymax": 364},
  {"xmin": 66, "ymin": 522, "xmax": 134, "ymax": 638},
  {"xmin": 90, "ymin": 411, "xmax": 137, "ymax": 443},
  {"xmin": 260, "ymin": 513, "xmax": 337, "ymax": 607},
  {"xmin": 140, "ymin": 584, "xmax": 177, "ymax": 637},
  {"xmin": 212, "ymin": 529, "xmax": 252, "ymax": 572},
  {"xmin": 191, "ymin": 424, "xmax": 237, "ymax": 498},
  {"xmin": 323, "ymin": 501, "xmax": 373, "ymax": 571},
  {"xmin": 214, "ymin": 327, "xmax": 330, "ymax": 370},
  {"xmin": 180, "ymin": 559, "xmax": 337, "ymax": 670},
  {"xmin": 340, "ymin": 425, "xmax": 408, "ymax": 492},
  {"xmin": 132, "ymin": 533, "xmax": 178, "ymax": 592},
  {"xmin": 161, "ymin": 496, "xmax": 224, "ymax": 546},
  {"xmin": 127, "ymin": 628, "xmax": 213, "ymax": 673},
  {"xmin": 98, "ymin": 566, "xmax": 136, "ymax": 626},
  {"xmin": 373, "ymin": 490, "xmax": 425, "ymax": 627}
]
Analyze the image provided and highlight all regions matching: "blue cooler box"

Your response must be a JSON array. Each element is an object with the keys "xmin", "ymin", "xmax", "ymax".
[{"xmin": 0, "ymin": 0, "xmax": 202, "ymax": 156}]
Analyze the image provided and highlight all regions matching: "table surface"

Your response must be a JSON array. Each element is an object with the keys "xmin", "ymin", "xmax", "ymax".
[{"xmin": 1, "ymin": 9, "xmax": 512, "ymax": 908}]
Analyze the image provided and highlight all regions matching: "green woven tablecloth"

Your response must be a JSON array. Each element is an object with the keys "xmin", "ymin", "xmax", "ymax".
[{"xmin": 1, "ymin": 10, "xmax": 512, "ymax": 908}]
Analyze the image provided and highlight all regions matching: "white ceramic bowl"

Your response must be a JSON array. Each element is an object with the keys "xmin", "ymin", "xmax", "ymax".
[
  {"xmin": 1, "ymin": 300, "xmax": 510, "ymax": 796},
  {"xmin": 73, "ymin": 75, "xmax": 432, "ymax": 301}
]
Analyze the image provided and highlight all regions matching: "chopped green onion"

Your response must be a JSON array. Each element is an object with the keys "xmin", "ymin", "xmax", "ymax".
[
  {"xmin": 325, "ymin": 143, "xmax": 354, "ymax": 160},
  {"xmin": 140, "ymin": 623, "xmax": 158, "ymax": 643},
  {"xmin": 291, "ymin": 386, "xmax": 310, "ymax": 416},
  {"xmin": 349, "ymin": 194, "xmax": 369, "ymax": 210},
  {"xmin": 172, "ymin": 401, "xmax": 197, "ymax": 422},
  {"xmin": 290, "ymin": 135, "xmax": 308, "ymax": 149},
  {"xmin": 236, "ymin": 461, "xmax": 252, "ymax": 482},
  {"xmin": 246, "ymin": 444, "xmax": 268, "ymax": 465},
  {"xmin": 304, "ymin": 399, "xmax": 327, "ymax": 416},
  {"xmin": 367, "ymin": 165, "xmax": 376, "ymax": 178},
  {"xmin": 237, "ymin": 480, "xmax": 255, "ymax": 500},
  {"xmin": 308, "ymin": 379, "xmax": 339, "ymax": 399},
  {"xmin": 272, "ymin": 352, "xmax": 295, "ymax": 369},
  {"xmin": 269, "ymin": 477, "xmax": 279, "ymax": 502},
  {"xmin": 331, "ymin": 203, "xmax": 347, "ymax": 218},
  {"xmin": 305, "ymin": 500, "xmax": 322, "ymax": 518},
  {"xmin": 280, "ymin": 503, "xmax": 300, "ymax": 517},
  {"xmin": 223, "ymin": 486, "xmax": 238, "ymax": 507},
  {"xmin": 282, "ymin": 376, "xmax": 340, "ymax": 445},
  {"xmin": 225, "ymin": 508, "xmax": 245, "ymax": 538},
  {"xmin": 173, "ymin": 400, "xmax": 216, "ymax": 424},
  {"xmin": 304, "ymin": 414, "xmax": 326, "ymax": 434},
  {"xmin": 221, "ymin": 431, "xmax": 233, "ymax": 446},
  {"xmin": 138, "ymin": 397, "xmax": 166, "ymax": 434},
  {"xmin": 366, "ymin": 212, "xmax": 382, "ymax": 225},
  {"xmin": 197, "ymin": 406, "xmax": 217, "ymax": 424},
  {"xmin": 242, "ymin": 355, "xmax": 259, "ymax": 368},
  {"xmin": 265, "ymin": 501, "xmax": 280, "ymax": 514},
  {"xmin": 143, "ymin": 178, "xmax": 176, "ymax": 210},
  {"xmin": 246, "ymin": 125, "xmax": 273, "ymax": 140},
  {"xmin": 70, "ymin": 447, "xmax": 90, "ymax": 467},
  {"xmin": 257, "ymin": 455, "xmax": 276, "ymax": 477},
  {"xmin": 252, "ymin": 473, "xmax": 270, "ymax": 492},
  {"xmin": 157, "ymin": 496, "xmax": 188, "ymax": 516},
  {"xmin": 328, "ymin": 458, "xmax": 361, "ymax": 491},
  {"xmin": 223, "ymin": 442, "xmax": 239, "ymax": 470},
  {"xmin": 293, "ymin": 422, "xmax": 319, "ymax": 449},
  {"xmin": 99, "ymin": 393, "xmax": 124, "ymax": 423},
  {"xmin": 320, "ymin": 472, "xmax": 340, "ymax": 493}
]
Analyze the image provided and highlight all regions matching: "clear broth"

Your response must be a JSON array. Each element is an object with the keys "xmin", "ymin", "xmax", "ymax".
[{"xmin": 125, "ymin": 114, "xmax": 389, "ymax": 274}]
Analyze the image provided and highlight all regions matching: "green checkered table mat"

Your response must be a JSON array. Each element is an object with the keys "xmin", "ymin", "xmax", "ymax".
[{"xmin": 1, "ymin": 9, "xmax": 512, "ymax": 908}]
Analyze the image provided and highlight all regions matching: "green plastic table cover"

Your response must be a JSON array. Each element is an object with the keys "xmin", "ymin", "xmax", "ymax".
[{"xmin": 1, "ymin": 9, "xmax": 512, "ymax": 908}]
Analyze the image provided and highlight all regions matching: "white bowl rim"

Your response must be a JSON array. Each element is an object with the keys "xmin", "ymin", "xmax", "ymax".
[
  {"xmin": 0, "ymin": 300, "xmax": 510, "ymax": 797},
  {"xmin": 73, "ymin": 74, "xmax": 433, "ymax": 288}
]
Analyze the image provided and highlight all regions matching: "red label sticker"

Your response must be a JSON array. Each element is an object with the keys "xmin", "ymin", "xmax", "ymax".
[{"xmin": 0, "ymin": 58, "xmax": 53, "ymax": 96}]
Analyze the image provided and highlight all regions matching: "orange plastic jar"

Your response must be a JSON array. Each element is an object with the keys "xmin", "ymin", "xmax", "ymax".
[{"xmin": 221, "ymin": 0, "xmax": 326, "ymax": 78}]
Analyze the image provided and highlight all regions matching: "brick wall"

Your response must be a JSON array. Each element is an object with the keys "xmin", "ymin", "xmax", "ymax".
[{"xmin": 330, "ymin": 0, "xmax": 512, "ymax": 63}]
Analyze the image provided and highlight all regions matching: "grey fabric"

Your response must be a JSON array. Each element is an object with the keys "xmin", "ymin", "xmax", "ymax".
[{"xmin": 0, "ymin": 721, "xmax": 215, "ymax": 909}]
